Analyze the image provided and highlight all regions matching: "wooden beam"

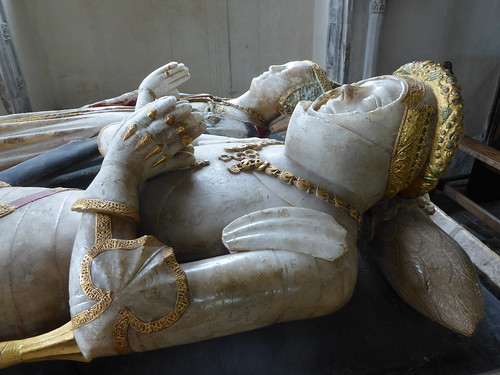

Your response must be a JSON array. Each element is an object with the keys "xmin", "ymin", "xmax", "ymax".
[
  {"xmin": 442, "ymin": 183, "xmax": 500, "ymax": 233},
  {"xmin": 459, "ymin": 136, "xmax": 500, "ymax": 171}
]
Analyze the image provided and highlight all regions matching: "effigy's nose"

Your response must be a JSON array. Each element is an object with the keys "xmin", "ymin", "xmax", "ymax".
[
  {"xmin": 340, "ymin": 84, "xmax": 356, "ymax": 101},
  {"xmin": 269, "ymin": 65, "xmax": 286, "ymax": 74}
]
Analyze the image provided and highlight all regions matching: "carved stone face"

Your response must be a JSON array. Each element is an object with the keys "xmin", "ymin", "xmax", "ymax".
[
  {"xmin": 313, "ymin": 76, "xmax": 403, "ymax": 114},
  {"xmin": 248, "ymin": 61, "xmax": 314, "ymax": 105},
  {"xmin": 304, "ymin": 75, "xmax": 407, "ymax": 154},
  {"xmin": 252, "ymin": 61, "xmax": 311, "ymax": 86},
  {"xmin": 285, "ymin": 76, "xmax": 410, "ymax": 210}
]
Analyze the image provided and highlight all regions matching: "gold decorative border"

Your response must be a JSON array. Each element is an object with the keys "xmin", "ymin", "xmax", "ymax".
[
  {"xmin": 0, "ymin": 203, "xmax": 15, "ymax": 218},
  {"xmin": 72, "ymin": 198, "xmax": 140, "ymax": 223},
  {"xmin": 394, "ymin": 61, "xmax": 464, "ymax": 197},
  {"xmin": 72, "ymin": 212, "xmax": 167, "ymax": 328},
  {"xmin": 71, "ymin": 213, "xmax": 114, "ymax": 328},
  {"xmin": 71, "ymin": 211, "xmax": 189, "ymax": 355},
  {"xmin": 305, "ymin": 60, "xmax": 337, "ymax": 93},
  {"xmin": 383, "ymin": 76, "xmax": 435, "ymax": 199},
  {"xmin": 0, "ymin": 107, "xmax": 134, "ymax": 124},
  {"xmin": 400, "ymin": 76, "xmax": 426, "ymax": 107},
  {"xmin": 278, "ymin": 61, "xmax": 338, "ymax": 116},
  {"xmin": 384, "ymin": 106, "xmax": 434, "ymax": 200},
  {"xmin": 113, "ymin": 247, "xmax": 189, "ymax": 354}
]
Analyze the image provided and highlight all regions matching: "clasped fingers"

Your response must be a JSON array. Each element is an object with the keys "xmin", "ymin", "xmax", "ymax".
[{"xmin": 109, "ymin": 98, "xmax": 205, "ymax": 178}]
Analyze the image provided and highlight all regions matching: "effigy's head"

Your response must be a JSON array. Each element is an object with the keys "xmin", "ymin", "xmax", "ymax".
[
  {"xmin": 249, "ymin": 61, "xmax": 337, "ymax": 114},
  {"xmin": 286, "ymin": 61, "xmax": 463, "ymax": 207}
]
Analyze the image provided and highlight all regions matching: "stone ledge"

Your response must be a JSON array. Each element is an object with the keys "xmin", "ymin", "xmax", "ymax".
[{"xmin": 431, "ymin": 204, "xmax": 500, "ymax": 293}]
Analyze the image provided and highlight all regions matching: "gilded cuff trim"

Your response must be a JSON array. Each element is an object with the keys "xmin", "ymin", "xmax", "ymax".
[{"xmin": 72, "ymin": 198, "xmax": 140, "ymax": 223}]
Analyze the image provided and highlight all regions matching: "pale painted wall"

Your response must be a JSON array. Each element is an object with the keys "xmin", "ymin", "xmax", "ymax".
[
  {"xmin": 3, "ymin": 0, "xmax": 328, "ymax": 111},
  {"xmin": 346, "ymin": 0, "xmax": 500, "ymax": 141}
]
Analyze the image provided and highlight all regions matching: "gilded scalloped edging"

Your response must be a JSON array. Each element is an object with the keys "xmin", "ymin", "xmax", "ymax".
[
  {"xmin": 112, "ymin": 247, "xmax": 189, "ymax": 354},
  {"xmin": 71, "ymin": 212, "xmax": 172, "ymax": 330}
]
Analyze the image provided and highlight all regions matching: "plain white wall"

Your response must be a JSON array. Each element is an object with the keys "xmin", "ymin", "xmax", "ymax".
[
  {"xmin": 312, "ymin": 0, "xmax": 329, "ymax": 69},
  {"xmin": 3, "ymin": 0, "xmax": 328, "ymax": 111},
  {"xmin": 345, "ymin": 0, "xmax": 500, "ymax": 140}
]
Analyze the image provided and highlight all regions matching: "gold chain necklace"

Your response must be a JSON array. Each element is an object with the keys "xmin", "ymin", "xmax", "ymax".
[
  {"xmin": 183, "ymin": 94, "xmax": 266, "ymax": 125},
  {"xmin": 219, "ymin": 140, "xmax": 362, "ymax": 226}
]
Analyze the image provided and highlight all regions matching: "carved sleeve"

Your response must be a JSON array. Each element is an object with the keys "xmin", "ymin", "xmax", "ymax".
[{"xmin": 69, "ymin": 198, "xmax": 189, "ymax": 358}]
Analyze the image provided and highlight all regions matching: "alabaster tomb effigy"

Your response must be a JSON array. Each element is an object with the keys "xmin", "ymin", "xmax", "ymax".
[{"xmin": 0, "ymin": 60, "xmax": 498, "ymax": 373}]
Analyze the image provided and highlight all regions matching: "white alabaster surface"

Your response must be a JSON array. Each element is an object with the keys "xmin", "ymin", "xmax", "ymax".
[
  {"xmin": 67, "ymin": 77, "xmax": 423, "ymax": 357},
  {"xmin": 308, "ymin": 76, "xmax": 406, "ymax": 151},
  {"xmin": 71, "ymin": 230, "xmax": 357, "ymax": 358},
  {"xmin": 222, "ymin": 207, "xmax": 348, "ymax": 262},
  {"xmin": 0, "ymin": 188, "xmax": 82, "ymax": 339},
  {"xmin": 127, "ymin": 248, "xmax": 357, "ymax": 354},
  {"xmin": 139, "ymin": 142, "xmax": 358, "ymax": 263},
  {"xmin": 1, "ymin": 62, "xmax": 483, "ymax": 364},
  {"xmin": 69, "ymin": 132, "xmax": 361, "ymax": 358},
  {"xmin": 285, "ymin": 101, "xmax": 403, "ymax": 213},
  {"xmin": 0, "ymin": 107, "xmax": 132, "ymax": 170},
  {"xmin": 316, "ymin": 76, "xmax": 404, "ymax": 115},
  {"xmin": 229, "ymin": 61, "xmax": 317, "ymax": 123},
  {"xmin": 370, "ymin": 204, "xmax": 484, "ymax": 336}
]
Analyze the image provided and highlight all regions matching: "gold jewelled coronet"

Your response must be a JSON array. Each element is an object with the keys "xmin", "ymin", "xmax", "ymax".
[
  {"xmin": 278, "ymin": 61, "xmax": 338, "ymax": 116},
  {"xmin": 72, "ymin": 198, "xmax": 140, "ymax": 223},
  {"xmin": 393, "ymin": 60, "xmax": 464, "ymax": 198}
]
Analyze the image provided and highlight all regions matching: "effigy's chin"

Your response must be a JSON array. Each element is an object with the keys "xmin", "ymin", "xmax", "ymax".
[{"xmin": 369, "ymin": 205, "xmax": 484, "ymax": 336}]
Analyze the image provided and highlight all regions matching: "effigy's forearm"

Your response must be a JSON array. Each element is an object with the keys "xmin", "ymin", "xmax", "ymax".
[{"xmin": 71, "ymin": 246, "xmax": 357, "ymax": 359}]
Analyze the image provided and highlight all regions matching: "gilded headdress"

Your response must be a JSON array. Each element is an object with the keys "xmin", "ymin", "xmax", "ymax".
[
  {"xmin": 278, "ymin": 61, "xmax": 338, "ymax": 116},
  {"xmin": 384, "ymin": 61, "xmax": 464, "ymax": 199}
]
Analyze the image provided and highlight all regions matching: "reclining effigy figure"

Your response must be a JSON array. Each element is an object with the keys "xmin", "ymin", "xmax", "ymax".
[
  {"xmin": 0, "ymin": 60, "xmax": 333, "ymax": 174},
  {"xmin": 0, "ymin": 61, "xmax": 483, "ymax": 368}
]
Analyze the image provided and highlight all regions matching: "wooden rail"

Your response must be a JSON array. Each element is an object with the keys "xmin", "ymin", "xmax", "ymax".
[
  {"xmin": 441, "ymin": 136, "xmax": 500, "ymax": 234},
  {"xmin": 459, "ymin": 136, "xmax": 500, "ymax": 170},
  {"xmin": 442, "ymin": 184, "xmax": 500, "ymax": 233}
]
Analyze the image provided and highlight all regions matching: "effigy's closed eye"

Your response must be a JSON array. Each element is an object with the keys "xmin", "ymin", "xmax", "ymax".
[{"xmin": 359, "ymin": 95, "xmax": 381, "ymax": 111}]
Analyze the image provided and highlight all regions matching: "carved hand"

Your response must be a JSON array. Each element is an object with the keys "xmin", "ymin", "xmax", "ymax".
[
  {"xmin": 136, "ymin": 62, "xmax": 190, "ymax": 109},
  {"xmin": 102, "ymin": 96, "xmax": 205, "ymax": 183}
]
